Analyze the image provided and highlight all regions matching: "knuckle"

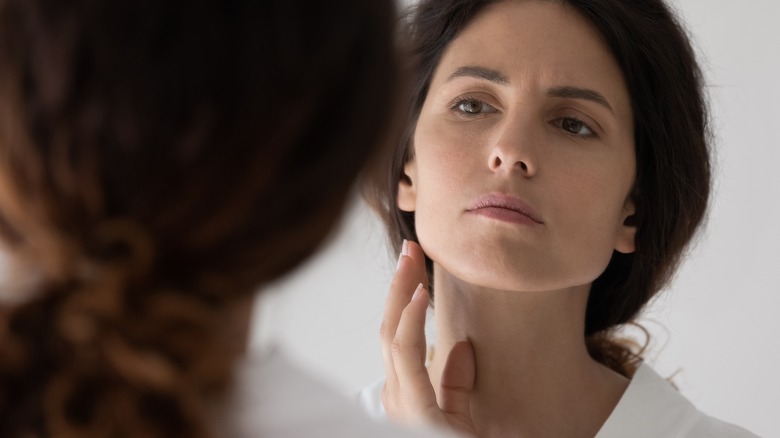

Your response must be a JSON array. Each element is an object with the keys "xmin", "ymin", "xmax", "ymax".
[
  {"xmin": 381, "ymin": 384, "xmax": 398, "ymax": 413},
  {"xmin": 379, "ymin": 320, "xmax": 390, "ymax": 341},
  {"xmin": 388, "ymin": 273, "xmax": 405, "ymax": 292},
  {"xmin": 390, "ymin": 337, "xmax": 405, "ymax": 356},
  {"xmin": 391, "ymin": 335, "xmax": 423, "ymax": 358}
]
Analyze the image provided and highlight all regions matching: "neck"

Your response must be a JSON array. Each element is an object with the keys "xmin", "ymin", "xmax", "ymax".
[{"xmin": 427, "ymin": 267, "xmax": 628, "ymax": 438}]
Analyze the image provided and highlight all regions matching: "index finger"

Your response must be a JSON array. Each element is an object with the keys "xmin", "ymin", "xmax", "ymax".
[{"xmin": 381, "ymin": 240, "xmax": 429, "ymax": 345}]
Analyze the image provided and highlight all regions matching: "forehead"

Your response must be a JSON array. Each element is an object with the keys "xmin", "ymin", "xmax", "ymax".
[{"xmin": 432, "ymin": 0, "xmax": 631, "ymax": 115}]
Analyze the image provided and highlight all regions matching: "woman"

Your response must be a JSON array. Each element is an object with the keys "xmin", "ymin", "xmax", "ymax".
[
  {"xmin": 361, "ymin": 0, "xmax": 758, "ymax": 437},
  {"xmin": 0, "ymin": 1, "xmax": 454, "ymax": 437}
]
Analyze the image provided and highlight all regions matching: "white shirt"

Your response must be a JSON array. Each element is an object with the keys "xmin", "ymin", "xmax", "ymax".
[
  {"xmin": 357, "ymin": 363, "xmax": 760, "ymax": 438},
  {"xmin": 219, "ymin": 348, "xmax": 457, "ymax": 438}
]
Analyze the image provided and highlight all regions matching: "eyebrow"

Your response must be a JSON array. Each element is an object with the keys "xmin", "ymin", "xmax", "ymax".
[
  {"xmin": 547, "ymin": 86, "xmax": 613, "ymax": 113},
  {"xmin": 446, "ymin": 65, "xmax": 614, "ymax": 113},
  {"xmin": 447, "ymin": 66, "xmax": 510, "ymax": 85}
]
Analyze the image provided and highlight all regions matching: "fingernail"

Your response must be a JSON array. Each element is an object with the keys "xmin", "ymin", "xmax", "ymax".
[
  {"xmin": 396, "ymin": 239, "xmax": 408, "ymax": 271},
  {"xmin": 412, "ymin": 283, "xmax": 424, "ymax": 300}
]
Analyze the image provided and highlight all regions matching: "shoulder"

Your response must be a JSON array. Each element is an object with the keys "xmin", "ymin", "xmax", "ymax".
[
  {"xmin": 597, "ymin": 363, "xmax": 759, "ymax": 438},
  {"xmin": 358, "ymin": 364, "xmax": 760, "ymax": 438},
  {"xmin": 222, "ymin": 349, "xmax": 452, "ymax": 438},
  {"xmin": 686, "ymin": 415, "xmax": 760, "ymax": 438}
]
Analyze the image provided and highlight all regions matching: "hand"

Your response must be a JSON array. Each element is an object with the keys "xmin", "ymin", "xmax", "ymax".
[{"xmin": 380, "ymin": 239, "xmax": 477, "ymax": 436}]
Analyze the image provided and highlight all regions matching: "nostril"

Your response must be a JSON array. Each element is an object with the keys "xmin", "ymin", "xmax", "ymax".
[{"xmin": 519, "ymin": 161, "xmax": 528, "ymax": 172}]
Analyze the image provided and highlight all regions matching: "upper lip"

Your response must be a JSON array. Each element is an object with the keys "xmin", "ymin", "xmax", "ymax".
[{"xmin": 466, "ymin": 193, "xmax": 544, "ymax": 224}]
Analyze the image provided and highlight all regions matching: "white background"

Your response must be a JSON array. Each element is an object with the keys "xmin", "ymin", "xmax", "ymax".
[{"xmin": 250, "ymin": 1, "xmax": 780, "ymax": 436}]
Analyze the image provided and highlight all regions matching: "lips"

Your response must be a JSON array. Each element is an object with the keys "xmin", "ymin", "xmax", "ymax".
[{"xmin": 466, "ymin": 193, "xmax": 544, "ymax": 224}]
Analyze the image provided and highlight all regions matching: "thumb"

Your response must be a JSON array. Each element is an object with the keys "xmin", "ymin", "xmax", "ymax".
[{"xmin": 438, "ymin": 341, "xmax": 476, "ymax": 425}]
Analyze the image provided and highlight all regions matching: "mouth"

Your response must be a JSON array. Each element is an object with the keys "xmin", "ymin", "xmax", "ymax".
[{"xmin": 466, "ymin": 193, "xmax": 544, "ymax": 225}]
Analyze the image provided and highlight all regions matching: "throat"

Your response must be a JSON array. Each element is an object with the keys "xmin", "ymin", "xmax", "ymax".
[{"xmin": 426, "ymin": 271, "xmax": 629, "ymax": 438}]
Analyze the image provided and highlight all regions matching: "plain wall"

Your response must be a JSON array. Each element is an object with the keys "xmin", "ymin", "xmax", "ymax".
[{"xmin": 250, "ymin": 1, "xmax": 780, "ymax": 436}]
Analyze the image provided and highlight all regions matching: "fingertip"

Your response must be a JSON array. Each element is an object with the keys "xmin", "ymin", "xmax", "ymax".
[
  {"xmin": 448, "ymin": 340, "xmax": 476, "ymax": 383},
  {"xmin": 412, "ymin": 283, "xmax": 425, "ymax": 301},
  {"xmin": 457, "ymin": 341, "xmax": 476, "ymax": 372},
  {"xmin": 406, "ymin": 239, "xmax": 423, "ymax": 258},
  {"xmin": 396, "ymin": 239, "xmax": 409, "ymax": 271},
  {"xmin": 412, "ymin": 284, "xmax": 431, "ymax": 311},
  {"xmin": 405, "ymin": 241, "xmax": 430, "ymax": 286},
  {"xmin": 453, "ymin": 340, "xmax": 474, "ymax": 356}
]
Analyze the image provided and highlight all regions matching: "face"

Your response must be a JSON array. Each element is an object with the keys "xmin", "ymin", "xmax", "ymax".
[{"xmin": 398, "ymin": 0, "xmax": 637, "ymax": 292}]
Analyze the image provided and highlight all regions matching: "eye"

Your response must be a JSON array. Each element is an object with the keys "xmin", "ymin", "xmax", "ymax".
[
  {"xmin": 556, "ymin": 117, "xmax": 595, "ymax": 137},
  {"xmin": 451, "ymin": 97, "xmax": 498, "ymax": 115}
]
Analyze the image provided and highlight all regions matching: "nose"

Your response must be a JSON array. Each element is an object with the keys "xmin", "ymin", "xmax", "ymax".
[
  {"xmin": 487, "ymin": 114, "xmax": 537, "ymax": 177},
  {"xmin": 489, "ymin": 153, "xmax": 534, "ymax": 174}
]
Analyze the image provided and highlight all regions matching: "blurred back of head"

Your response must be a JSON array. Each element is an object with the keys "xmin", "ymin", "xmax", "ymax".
[{"xmin": 0, "ymin": 1, "xmax": 399, "ymax": 436}]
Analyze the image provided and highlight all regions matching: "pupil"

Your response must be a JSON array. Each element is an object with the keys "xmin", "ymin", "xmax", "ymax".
[
  {"xmin": 564, "ymin": 119, "xmax": 581, "ymax": 133},
  {"xmin": 464, "ymin": 101, "xmax": 480, "ymax": 113}
]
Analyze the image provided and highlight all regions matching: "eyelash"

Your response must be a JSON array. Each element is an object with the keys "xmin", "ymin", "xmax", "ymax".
[
  {"xmin": 449, "ymin": 96, "xmax": 497, "ymax": 116},
  {"xmin": 449, "ymin": 96, "xmax": 598, "ymax": 138},
  {"xmin": 553, "ymin": 116, "xmax": 598, "ymax": 138}
]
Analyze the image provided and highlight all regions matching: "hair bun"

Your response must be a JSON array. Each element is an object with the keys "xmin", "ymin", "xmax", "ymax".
[{"xmin": 80, "ymin": 219, "xmax": 154, "ymax": 283}]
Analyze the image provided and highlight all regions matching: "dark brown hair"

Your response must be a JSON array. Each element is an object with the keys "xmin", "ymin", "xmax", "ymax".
[
  {"xmin": 365, "ymin": 0, "xmax": 711, "ymax": 375},
  {"xmin": 0, "ymin": 0, "xmax": 399, "ymax": 436}
]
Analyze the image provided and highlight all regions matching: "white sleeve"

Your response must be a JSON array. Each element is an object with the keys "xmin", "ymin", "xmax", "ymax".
[{"xmin": 356, "ymin": 377, "xmax": 388, "ymax": 421}]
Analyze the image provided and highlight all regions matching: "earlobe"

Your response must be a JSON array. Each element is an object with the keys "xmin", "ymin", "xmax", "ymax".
[
  {"xmin": 614, "ymin": 197, "xmax": 637, "ymax": 254},
  {"xmin": 397, "ymin": 160, "xmax": 417, "ymax": 212}
]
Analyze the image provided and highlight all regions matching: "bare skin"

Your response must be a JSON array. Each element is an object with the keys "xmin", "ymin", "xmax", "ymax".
[{"xmin": 383, "ymin": 241, "xmax": 628, "ymax": 438}]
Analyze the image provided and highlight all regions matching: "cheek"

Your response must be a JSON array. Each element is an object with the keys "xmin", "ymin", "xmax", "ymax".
[
  {"xmin": 411, "ymin": 121, "xmax": 479, "ymax": 269},
  {"xmin": 415, "ymin": 118, "xmax": 473, "ymax": 174},
  {"xmin": 548, "ymin": 159, "xmax": 634, "ymax": 275},
  {"xmin": 412, "ymin": 119, "xmax": 480, "ymax": 210}
]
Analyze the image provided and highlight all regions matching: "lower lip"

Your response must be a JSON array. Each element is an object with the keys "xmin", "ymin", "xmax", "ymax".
[{"xmin": 469, "ymin": 207, "xmax": 540, "ymax": 225}]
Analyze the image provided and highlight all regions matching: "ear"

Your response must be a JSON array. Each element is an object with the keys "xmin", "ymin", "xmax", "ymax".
[
  {"xmin": 397, "ymin": 159, "xmax": 417, "ymax": 212},
  {"xmin": 614, "ymin": 196, "xmax": 637, "ymax": 254}
]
